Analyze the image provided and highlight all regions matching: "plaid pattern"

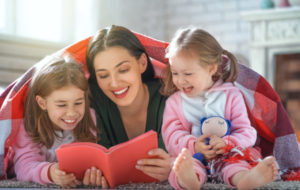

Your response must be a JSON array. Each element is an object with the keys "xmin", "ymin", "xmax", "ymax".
[{"xmin": 0, "ymin": 31, "xmax": 299, "ymax": 179}]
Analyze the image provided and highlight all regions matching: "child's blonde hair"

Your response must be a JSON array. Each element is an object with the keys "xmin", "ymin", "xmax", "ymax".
[
  {"xmin": 24, "ymin": 57, "xmax": 98, "ymax": 148},
  {"xmin": 161, "ymin": 27, "xmax": 238, "ymax": 96}
]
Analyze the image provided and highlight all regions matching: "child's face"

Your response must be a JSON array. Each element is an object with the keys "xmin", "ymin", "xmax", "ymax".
[
  {"xmin": 36, "ymin": 85, "xmax": 85, "ymax": 131},
  {"xmin": 169, "ymin": 52, "xmax": 217, "ymax": 97},
  {"xmin": 93, "ymin": 46, "xmax": 147, "ymax": 107}
]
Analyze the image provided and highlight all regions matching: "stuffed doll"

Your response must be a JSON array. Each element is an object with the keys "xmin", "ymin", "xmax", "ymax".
[{"xmin": 193, "ymin": 116, "xmax": 231, "ymax": 163}]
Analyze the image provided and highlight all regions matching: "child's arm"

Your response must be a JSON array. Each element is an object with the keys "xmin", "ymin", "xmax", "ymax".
[
  {"xmin": 162, "ymin": 93, "xmax": 197, "ymax": 156},
  {"xmin": 223, "ymin": 89, "xmax": 257, "ymax": 148},
  {"xmin": 12, "ymin": 124, "xmax": 77, "ymax": 186},
  {"xmin": 12, "ymin": 124, "xmax": 53, "ymax": 185}
]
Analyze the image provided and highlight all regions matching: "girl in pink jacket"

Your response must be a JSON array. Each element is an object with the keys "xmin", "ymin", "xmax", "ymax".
[
  {"xmin": 161, "ymin": 27, "xmax": 278, "ymax": 190},
  {"xmin": 12, "ymin": 58, "xmax": 99, "ymax": 188}
]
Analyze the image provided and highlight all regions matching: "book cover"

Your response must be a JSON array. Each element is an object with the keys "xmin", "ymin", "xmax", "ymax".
[{"xmin": 56, "ymin": 130, "xmax": 159, "ymax": 188}]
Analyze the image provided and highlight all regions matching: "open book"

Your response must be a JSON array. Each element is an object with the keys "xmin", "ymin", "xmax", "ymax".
[{"xmin": 56, "ymin": 130, "xmax": 159, "ymax": 188}]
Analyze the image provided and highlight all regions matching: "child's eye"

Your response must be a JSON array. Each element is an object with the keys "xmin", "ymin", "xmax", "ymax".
[
  {"xmin": 56, "ymin": 104, "xmax": 66, "ymax": 107},
  {"xmin": 75, "ymin": 102, "xmax": 83, "ymax": 106},
  {"xmin": 184, "ymin": 73, "xmax": 192, "ymax": 76},
  {"xmin": 171, "ymin": 72, "xmax": 178, "ymax": 76}
]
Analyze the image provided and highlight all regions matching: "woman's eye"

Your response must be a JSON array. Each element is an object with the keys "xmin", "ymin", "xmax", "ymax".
[
  {"xmin": 98, "ymin": 74, "xmax": 108, "ymax": 79},
  {"xmin": 185, "ymin": 73, "xmax": 192, "ymax": 76},
  {"xmin": 119, "ymin": 68, "xmax": 129, "ymax": 73},
  {"xmin": 171, "ymin": 72, "xmax": 178, "ymax": 76}
]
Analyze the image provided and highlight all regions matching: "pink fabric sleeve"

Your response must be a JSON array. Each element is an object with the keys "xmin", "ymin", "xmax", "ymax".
[
  {"xmin": 12, "ymin": 123, "xmax": 53, "ymax": 185},
  {"xmin": 162, "ymin": 92, "xmax": 197, "ymax": 157},
  {"xmin": 223, "ymin": 88, "xmax": 257, "ymax": 148}
]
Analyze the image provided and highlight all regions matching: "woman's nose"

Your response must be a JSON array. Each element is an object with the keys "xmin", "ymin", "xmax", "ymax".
[{"xmin": 110, "ymin": 74, "xmax": 119, "ymax": 87}]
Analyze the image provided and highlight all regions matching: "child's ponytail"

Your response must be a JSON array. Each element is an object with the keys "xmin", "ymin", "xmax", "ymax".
[{"xmin": 220, "ymin": 50, "xmax": 239, "ymax": 82}]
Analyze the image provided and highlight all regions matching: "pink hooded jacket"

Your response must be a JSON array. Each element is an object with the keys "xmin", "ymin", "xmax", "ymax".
[{"xmin": 162, "ymin": 82, "xmax": 257, "ymax": 189}]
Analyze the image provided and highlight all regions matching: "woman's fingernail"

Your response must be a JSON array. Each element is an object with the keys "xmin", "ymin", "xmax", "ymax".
[
  {"xmin": 135, "ymin": 165, "xmax": 141, "ymax": 169},
  {"xmin": 137, "ymin": 160, "xmax": 142, "ymax": 164},
  {"xmin": 148, "ymin": 150, "xmax": 153, "ymax": 155}
]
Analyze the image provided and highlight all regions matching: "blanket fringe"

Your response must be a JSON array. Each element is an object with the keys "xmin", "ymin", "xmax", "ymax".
[{"xmin": 281, "ymin": 168, "xmax": 300, "ymax": 181}]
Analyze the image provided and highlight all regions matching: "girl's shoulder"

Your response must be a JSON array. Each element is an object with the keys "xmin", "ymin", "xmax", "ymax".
[{"xmin": 166, "ymin": 91, "xmax": 182, "ymax": 105}]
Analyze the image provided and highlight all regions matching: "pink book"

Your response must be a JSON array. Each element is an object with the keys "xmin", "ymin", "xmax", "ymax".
[{"xmin": 56, "ymin": 130, "xmax": 158, "ymax": 188}]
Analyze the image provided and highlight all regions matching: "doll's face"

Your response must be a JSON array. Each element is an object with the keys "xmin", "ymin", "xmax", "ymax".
[{"xmin": 201, "ymin": 117, "xmax": 228, "ymax": 137}]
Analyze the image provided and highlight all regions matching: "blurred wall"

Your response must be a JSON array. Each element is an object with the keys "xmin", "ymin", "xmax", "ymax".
[
  {"xmin": 1, "ymin": 0, "xmax": 300, "ymax": 88},
  {"xmin": 95, "ymin": 0, "xmax": 300, "ymax": 64}
]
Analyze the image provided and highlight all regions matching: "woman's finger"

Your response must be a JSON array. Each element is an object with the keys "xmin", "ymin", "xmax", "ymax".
[
  {"xmin": 89, "ymin": 167, "xmax": 97, "ymax": 185},
  {"xmin": 102, "ymin": 177, "xmax": 109, "ymax": 188},
  {"xmin": 148, "ymin": 148, "xmax": 169, "ymax": 158},
  {"xmin": 82, "ymin": 168, "xmax": 91, "ymax": 185},
  {"xmin": 95, "ymin": 169, "xmax": 102, "ymax": 186}
]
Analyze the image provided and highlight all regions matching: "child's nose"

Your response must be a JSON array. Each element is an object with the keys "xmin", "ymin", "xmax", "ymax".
[
  {"xmin": 66, "ymin": 107, "xmax": 77, "ymax": 117},
  {"xmin": 178, "ymin": 76, "xmax": 186, "ymax": 85}
]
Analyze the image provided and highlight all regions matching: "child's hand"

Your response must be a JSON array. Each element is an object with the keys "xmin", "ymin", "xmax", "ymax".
[
  {"xmin": 209, "ymin": 135, "xmax": 226, "ymax": 155},
  {"xmin": 49, "ymin": 163, "xmax": 80, "ymax": 188},
  {"xmin": 82, "ymin": 166, "xmax": 108, "ymax": 188},
  {"xmin": 194, "ymin": 134, "xmax": 217, "ymax": 160}
]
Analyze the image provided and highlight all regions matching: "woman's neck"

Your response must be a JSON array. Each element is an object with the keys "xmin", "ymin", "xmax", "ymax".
[{"xmin": 118, "ymin": 83, "xmax": 149, "ymax": 116}]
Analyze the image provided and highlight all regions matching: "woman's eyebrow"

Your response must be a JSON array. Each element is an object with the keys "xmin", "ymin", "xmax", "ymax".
[
  {"xmin": 115, "ymin": 60, "xmax": 129, "ymax": 68},
  {"xmin": 95, "ymin": 61, "xmax": 129, "ymax": 72}
]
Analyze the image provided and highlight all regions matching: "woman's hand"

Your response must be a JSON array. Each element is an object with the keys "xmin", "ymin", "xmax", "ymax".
[
  {"xmin": 209, "ymin": 135, "xmax": 226, "ymax": 155},
  {"xmin": 194, "ymin": 134, "xmax": 217, "ymax": 160},
  {"xmin": 49, "ymin": 163, "xmax": 80, "ymax": 188},
  {"xmin": 82, "ymin": 166, "xmax": 108, "ymax": 188},
  {"xmin": 135, "ymin": 148, "xmax": 171, "ymax": 181}
]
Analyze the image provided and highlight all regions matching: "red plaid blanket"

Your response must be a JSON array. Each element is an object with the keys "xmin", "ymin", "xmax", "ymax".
[{"xmin": 1, "ymin": 32, "xmax": 299, "ymax": 179}]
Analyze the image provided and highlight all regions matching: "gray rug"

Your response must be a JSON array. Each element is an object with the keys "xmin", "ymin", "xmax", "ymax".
[{"xmin": 1, "ymin": 179, "xmax": 300, "ymax": 189}]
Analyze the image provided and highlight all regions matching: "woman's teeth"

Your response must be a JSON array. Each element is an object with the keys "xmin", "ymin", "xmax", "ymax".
[{"xmin": 114, "ymin": 87, "xmax": 128, "ymax": 95}]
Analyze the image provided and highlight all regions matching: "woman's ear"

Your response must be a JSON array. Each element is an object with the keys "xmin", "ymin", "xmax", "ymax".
[
  {"xmin": 138, "ymin": 53, "xmax": 148, "ymax": 73},
  {"xmin": 36, "ymin": 95, "xmax": 47, "ymax": 111}
]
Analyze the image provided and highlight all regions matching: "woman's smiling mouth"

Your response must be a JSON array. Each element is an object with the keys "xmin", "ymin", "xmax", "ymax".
[{"xmin": 113, "ymin": 87, "xmax": 129, "ymax": 98}]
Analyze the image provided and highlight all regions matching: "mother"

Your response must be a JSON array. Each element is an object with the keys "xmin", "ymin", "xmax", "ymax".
[{"xmin": 83, "ymin": 25, "xmax": 171, "ymax": 187}]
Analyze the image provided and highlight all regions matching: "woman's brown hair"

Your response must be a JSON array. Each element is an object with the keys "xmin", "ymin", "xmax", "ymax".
[
  {"xmin": 24, "ymin": 57, "xmax": 98, "ymax": 148},
  {"xmin": 86, "ymin": 25, "xmax": 155, "ymax": 83},
  {"xmin": 160, "ymin": 27, "xmax": 238, "ymax": 96}
]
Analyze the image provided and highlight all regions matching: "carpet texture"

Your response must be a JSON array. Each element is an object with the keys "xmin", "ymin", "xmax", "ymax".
[{"xmin": 1, "ymin": 179, "xmax": 300, "ymax": 189}]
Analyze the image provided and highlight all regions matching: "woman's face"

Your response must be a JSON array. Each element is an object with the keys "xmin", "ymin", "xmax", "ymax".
[{"xmin": 93, "ymin": 46, "xmax": 147, "ymax": 107}]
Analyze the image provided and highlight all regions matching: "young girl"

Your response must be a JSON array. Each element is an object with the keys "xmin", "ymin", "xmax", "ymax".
[
  {"xmin": 12, "ymin": 57, "xmax": 99, "ymax": 188},
  {"xmin": 161, "ymin": 28, "xmax": 279, "ymax": 190}
]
